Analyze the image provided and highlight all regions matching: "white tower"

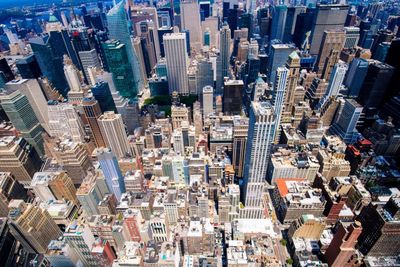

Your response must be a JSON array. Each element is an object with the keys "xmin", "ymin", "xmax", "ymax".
[{"xmin": 163, "ymin": 33, "xmax": 189, "ymax": 95}]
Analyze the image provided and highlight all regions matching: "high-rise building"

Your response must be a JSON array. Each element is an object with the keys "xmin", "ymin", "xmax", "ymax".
[
  {"xmin": 282, "ymin": 51, "xmax": 300, "ymax": 123},
  {"xmin": 218, "ymin": 24, "xmax": 231, "ymax": 93},
  {"xmin": 357, "ymin": 198, "xmax": 400, "ymax": 256},
  {"xmin": 345, "ymin": 58, "xmax": 369, "ymax": 97},
  {"xmin": 267, "ymin": 44, "xmax": 295, "ymax": 84},
  {"xmin": 196, "ymin": 58, "xmax": 214, "ymax": 95},
  {"xmin": 0, "ymin": 172, "xmax": 26, "ymax": 217},
  {"xmin": 223, "ymin": 80, "xmax": 243, "ymax": 115},
  {"xmin": 309, "ymin": 4, "xmax": 349, "ymax": 55},
  {"xmin": 233, "ymin": 117, "xmax": 248, "ymax": 178},
  {"xmin": 47, "ymin": 101, "xmax": 86, "ymax": 143},
  {"xmin": 15, "ymin": 54, "xmax": 42, "ymax": 79},
  {"xmin": 330, "ymin": 99, "xmax": 362, "ymax": 144},
  {"xmin": 82, "ymin": 96, "xmax": 106, "ymax": 148},
  {"xmin": 0, "ymin": 89, "xmax": 45, "ymax": 156},
  {"xmin": 78, "ymin": 49, "xmax": 101, "ymax": 81},
  {"xmin": 102, "ymin": 40, "xmax": 137, "ymax": 99},
  {"xmin": 343, "ymin": 26, "xmax": 360, "ymax": 49},
  {"xmin": 325, "ymin": 221, "xmax": 362, "ymax": 267},
  {"xmin": 0, "ymin": 58, "xmax": 15, "ymax": 82},
  {"xmin": 181, "ymin": 0, "xmax": 202, "ymax": 50},
  {"xmin": 98, "ymin": 111, "xmax": 130, "ymax": 159},
  {"xmin": 202, "ymin": 86, "xmax": 214, "ymax": 119},
  {"xmin": 318, "ymin": 61, "xmax": 347, "ymax": 108},
  {"xmin": 6, "ymin": 79, "xmax": 50, "ymax": 134},
  {"xmin": 107, "ymin": 0, "xmax": 143, "ymax": 95},
  {"xmin": 97, "ymin": 148, "xmax": 125, "ymax": 200},
  {"xmin": 358, "ymin": 61, "xmax": 395, "ymax": 112},
  {"xmin": 316, "ymin": 30, "xmax": 345, "ymax": 78},
  {"xmin": 241, "ymin": 102, "xmax": 276, "ymax": 219},
  {"xmin": 163, "ymin": 33, "xmax": 189, "ymax": 95},
  {"xmin": 0, "ymin": 135, "xmax": 40, "ymax": 187},
  {"xmin": 283, "ymin": 6, "xmax": 306, "ymax": 43},
  {"xmin": 272, "ymin": 67, "xmax": 289, "ymax": 143},
  {"xmin": 270, "ymin": 5, "xmax": 287, "ymax": 41},
  {"xmin": 90, "ymin": 81, "xmax": 117, "ymax": 113},
  {"xmin": 7, "ymin": 200, "xmax": 62, "ymax": 254}
]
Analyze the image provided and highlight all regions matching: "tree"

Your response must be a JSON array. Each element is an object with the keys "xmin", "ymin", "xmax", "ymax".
[
  {"xmin": 280, "ymin": 239, "xmax": 287, "ymax": 246},
  {"xmin": 286, "ymin": 258, "xmax": 293, "ymax": 265}
]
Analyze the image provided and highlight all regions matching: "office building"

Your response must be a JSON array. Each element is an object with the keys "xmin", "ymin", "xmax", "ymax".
[
  {"xmin": 357, "ymin": 198, "xmax": 400, "ymax": 256},
  {"xmin": 282, "ymin": 51, "xmax": 300, "ymax": 123},
  {"xmin": 310, "ymin": 4, "xmax": 349, "ymax": 55},
  {"xmin": 15, "ymin": 54, "xmax": 42, "ymax": 79},
  {"xmin": 358, "ymin": 61, "xmax": 395, "ymax": 112},
  {"xmin": 343, "ymin": 27, "xmax": 360, "ymax": 49},
  {"xmin": 163, "ymin": 33, "xmax": 189, "ymax": 95},
  {"xmin": 270, "ymin": 5, "xmax": 287, "ymax": 41},
  {"xmin": 202, "ymin": 86, "xmax": 214, "ymax": 119},
  {"xmin": 181, "ymin": 0, "xmax": 202, "ymax": 49},
  {"xmin": 267, "ymin": 44, "xmax": 295, "ymax": 84},
  {"xmin": 0, "ymin": 136, "xmax": 42, "ymax": 187},
  {"xmin": 98, "ymin": 111, "xmax": 130, "ymax": 159},
  {"xmin": 6, "ymin": 79, "xmax": 50, "ymax": 134},
  {"xmin": 233, "ymin": 117, "xmax": 248, "ymax": 178},
  {"xmin": 107, "ymin": 0, "xmax": 143, "ymax": 95},
  {"xmin": 78, "ymin": 49, "xmax": 101, "ymax": 81},
  {"xmin": 223, "ymin": 80, "xmax": 243, "ymax": 115},
  {"xmin": 344, "ymin": 58, "xmax": 369, "ymax": 97},
  {"xmin": 47, "ymin": 101, "xmax": 86, "ymax": 143},
  {"xmin": 0, "ymin": 89, "xmax": 45, "ymax": 156},
  {"xmin": 241, "ymin": 102, "xmax": 276, "ymax": 219},
  {"xmin": 325, "ymin": 221, "xmax": 362, "ymax": 267},
  {"xmin": 97, "ymin": 148, "xmax": 125, "ymax": 200},
  {"xmin": 0, "ymin": 172, "xmax": 26, "ymax": 216},
  {"xmin": 272, "ymin": 67, "xmax": 289, "ymax": 143},
  {"xmin": 102, "ymin": 40, "xmax": 137, "ymax": 99},
  {"xmin": 90, "ymin": 81, "xmax": 117, "ymax": 113},
  {"xmin": 49, "ymin": 140, "xmax": 89, "ymax": 180},
  {"xmin": 318, "ymin": 61, "xmax": 347, "ymax": 108},
  {"xmin": 196, "ymin": 58, "xmax": 214, "ymax": 96},
  {"xmin": 82, "ymin": 96, "xmax": 106, "ymax": 148},
  {"xmin": 218, "ymin": 24, "xmax": 231, "ymax": 93},
  {"xmin": 330, "ymin": 99, "xmax": 362, "ymax": 144},
  {"xmin": 0, "ymin": 58, "xmax": 14, "ymax": 82},
  {"xmin": 7, "ymin": 200, "xmax": 62, "ymax": 254},
  {"xmin": 316, "ymin": 30, "xmax": 345, "ymax": 78},
  {"xmin": 283, "ymin": 6, "xmax": 306, "ymax": 43}
]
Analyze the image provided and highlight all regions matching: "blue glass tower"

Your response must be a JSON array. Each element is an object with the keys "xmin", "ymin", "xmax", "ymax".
[
  {"xmin": 107, "ymin": 0, "xmax": 143, "ymax": 98},
  {"xmin": 97, "ymin": 148, "xmax": 126, "ymax": 201}
]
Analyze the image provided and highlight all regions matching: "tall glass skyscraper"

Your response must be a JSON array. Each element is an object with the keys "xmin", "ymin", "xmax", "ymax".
[
  {"xmin": 102, "ymin": 40, "xmax": 137, "ymax": 99},
  {"xmin": 107, "ymin": 0, "xmax": 143, "ymax": 97},
  {"xmin": 0, "ymin": 89, "xmax": 45, "ymax": 157}
]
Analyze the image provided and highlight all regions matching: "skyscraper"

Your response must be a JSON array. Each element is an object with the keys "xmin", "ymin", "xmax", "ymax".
[
  {"xmin": 0, "ymin": 89, "xmax": 45, "ymax": 156},
  {"xmin": 97, "ymin": 148, "xmax": 125, "ymax": 200},
  {"xmin": 202, "ymin": 86, "xmax": 214, "ymax": 119},
  {"xmin": 181, "ymin": 0, "xmax": 202, "ymax": 50},
  {"xmin": 233, "ymin": 117, "xmax": 248, "ymax": 179},
  {"xmin": 218, "ymin": 24, "xmax": 231, "ymax": 93},
  {"xmin": 324, "ymin": 221, "xmax": 362, "ymax": 267},
  {"xmin": 15, "ymin": 55, "xmax": 42, "ymax": 79},
  {"xmin": 241, "ymin": 102, "xmax": 276, "ymax": 219},
  {"xmin": 82, "ymin": 96, "xmax": 106, "ymax": 148},
  {"xmin": 91, "ymin": 82, "xmax": 117, "ymax": 113},
  {"xmin": 358, "ymin": 61, "xmax": 395, "ymax": 112},
  {"xmin": 98, "ymin": 111, "xmax": 130, "ymax": 159},
  {"xmin": 270, "ymin": 5, "xmax": 287, "ymax": 41},
  {"xmin": 343, "ymin": 26, "xmax": 360, "ymax": 49},
  {"xmin": 309, "ymin": 4, "xmax": 348, "ymax": 55},
  {"xmin": 0, "ymin": 136, "xmax": 42, "ymax": 187},
  {"xmin": 267, "ymin": 44, "xmax": 295, "ymax": 84},
  {"xmin": 7, "ymin": 200, "xmax": 62, "ymax": 254},
  {"xmin": 318, "ymin": 61, "xmax": 347, "ymax": 108},
  {"xmin": 163, "ymin": 33, "xmax": 189, "ymax": 95},
  {"xmin": 344, "ymin": 58, "xmax": 369, "ymax": 97},
  {"xmin": 78, "ymin": 49, "xmax": 101, "ymax": 81},
  {"xmin": 107, "ymin": 0, "xmax": 143, "ymax": 95},
  {"xmin": 330, "ymin": 99, "xmax": 362, "ymax": 144},
  {"xmin": 272, "ymin": 67, "xmax": 289, "ymax": 143},
  {"xmin": 316, "ymin": 30, "xmax": 345, "ymax": 77},
  {"xmin": 102, "ymin": 40, "xmax": 137, "ymax": 99},
  {"xmin": 282, "ymin": 51, "xmax": 300, "ymax": 123},
  {"xmin": 5, "ymin": 79, "xmax": 50, "ymax": 134},
  {"xmin": 223, "ymin": 80, "xmax": 243, "ymax": 115}
]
